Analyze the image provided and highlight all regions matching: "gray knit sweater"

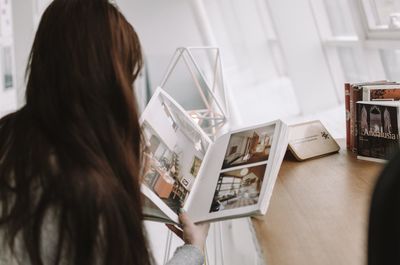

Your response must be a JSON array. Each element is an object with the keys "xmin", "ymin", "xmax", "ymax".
[
  {"xmin": 0, "ymin": 221, "xmax": 204, "ymax": 265},
  {"xmin": 166, "ymin": 245, "xmax": 204, "ymax": 265},
  {"xmin": 0, "ymin": 238, "xmax": 204, "ymax": 265}
]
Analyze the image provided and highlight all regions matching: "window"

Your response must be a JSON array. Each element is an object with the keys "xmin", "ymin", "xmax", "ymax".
[
  {"xmin": 357, "ymin": 0, "xmax": 400, "ymax": 40},
  {"xmin": 310, "ymin": 0, "xmax": 400, "ymax": 87},
  {"xmin": 323, "ymin": 0, "xmax": 358, "ymax": 37},
  {"xmin": 202, "ymin": 0, "xmax": 287, "ymax": 85},
  {"xmin": 362, "ymin": 0, "xmax": 400, "ymax": 30},
  {"xmin": 336, "ymin": 47, "xmax": 369, "ymax": 82},
  {"xmin": 199, "ymin": 0, "xmax": 300, "ymax": 122},
  {"xmin": 311, "ymin": 0, "xmax": 369, "ymax": 90},
  {"xmin": 380, "ymin": 49, "xmax": 400, "ymax": 80}
]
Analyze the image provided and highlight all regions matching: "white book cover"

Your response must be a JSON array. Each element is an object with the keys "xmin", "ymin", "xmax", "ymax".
[
  {"xmin": 356, "ymin": 155, "xmax": 387, "ymax": 163},
  {"xmin": 140, "ymin": 87, "xmax": 288, "ymax": 224}
]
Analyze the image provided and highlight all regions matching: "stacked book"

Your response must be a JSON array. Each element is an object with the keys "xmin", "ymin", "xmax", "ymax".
[{"xmin": 345, "ymin": 81, "xmax": 400, "ymax": 162}]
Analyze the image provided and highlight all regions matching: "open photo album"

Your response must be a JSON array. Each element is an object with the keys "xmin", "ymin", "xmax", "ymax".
[{"xmin": 141, "ymin": 87, "xmax": 289, "ymax": 224}]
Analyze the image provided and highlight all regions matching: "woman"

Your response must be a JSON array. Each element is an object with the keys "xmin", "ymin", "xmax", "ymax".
[
  {"xmin": 368, "ymin": 150, "xmax": 400, "ymax": 265},
  {"xmin": 0, "ymin": 0, "xmax": 209, "ymax": 264}
]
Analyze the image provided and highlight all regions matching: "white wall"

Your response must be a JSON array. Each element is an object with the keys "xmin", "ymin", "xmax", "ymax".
[
  {"xmin": 0, "ymin": 89, "xmax": 17, "ymax": 117},
  {"xmin": 116, "ymin": 0, "xmax": 206, "ymax": 91},
  {"xmin": 267, "ymin": 0, "xmax": 340, "ymax": 114},
  {"xmin": 11, "ymin": 0, "xmax": 35, "ymax": 107},
  {"xmin": 0, "ymin": 0, "xmax": 18, "ymax": 117},
  {"xmin": 10, "ymin": 0, "xmax": 207, "ymax": 110}
]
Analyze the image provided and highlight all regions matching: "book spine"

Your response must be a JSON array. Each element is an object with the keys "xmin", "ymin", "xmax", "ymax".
[
  {"xmin": 351, "ymin": 87, "xmax": 362, "ymax": 153},
  {"xmin": 349, "ymin": 85, "xmax": 355, "ymax": 152},
  {"xmin": 345, "ymin": 83, "xmax": 351, "ymax": 150}
]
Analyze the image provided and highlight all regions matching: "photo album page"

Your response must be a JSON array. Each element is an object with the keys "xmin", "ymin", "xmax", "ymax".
[
  {"xmin": 140, "ymin": 87, "xmax": 288, "ymax": 224},
  {"xmin": 185, "ymin": 121, "xmax": 287, "ymax": 223},
  {"xmin": 140, "ymin": 88, "xmax": 212, "ymax": 224}
]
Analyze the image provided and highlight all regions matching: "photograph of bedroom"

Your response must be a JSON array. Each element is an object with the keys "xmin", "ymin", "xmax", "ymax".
[
  {"xmin": 209, "ymin": 164, "xmax": 267, "ymax": 213},
  {"xmin": 141, "ymin": 93, "xmax": 209, "ymax": 213},
  {"xmin": 160, "ymin": 93, "xmax": 210, "ymax": 154},
  {"xmin": 222, "ymin": 125, "xmax": 275, "ymax": 169}
]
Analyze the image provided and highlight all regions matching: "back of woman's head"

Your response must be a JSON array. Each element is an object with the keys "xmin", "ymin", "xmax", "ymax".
[{"xmin": 0, "ymin": 1, "xmax": 151, "ymax": 265}]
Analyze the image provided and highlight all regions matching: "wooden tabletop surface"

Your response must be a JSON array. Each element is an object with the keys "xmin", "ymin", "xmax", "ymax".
[{"xmin": 252, "ymin": 140, "xmax": 384, "ymax": 265}]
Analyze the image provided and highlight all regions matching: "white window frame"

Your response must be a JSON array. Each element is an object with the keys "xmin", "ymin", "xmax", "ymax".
[
  {"xmin": 309, "ymin": 0, "xmax": 396, "ymax": 89},
  {"xmin": 193, "ymin": 0, "xmax": 302, "ymax": 125},
  {"xmin": 255, "ymin": 0, "xmax": 288, "ymax": 77},
  {"xmin": 196, "ymin": 0, "xmax": 288, "ymax": 83},
  {"xmin": 359, "ymin": 0, "xmax": 400, "ymax": 40},
  {"xmin": 309, "ymin": 0, "xmax": 369, "ymax": 101},
  {"xmin": 351, "ymin": 0, "xmax": 400, "ymax": 76}
]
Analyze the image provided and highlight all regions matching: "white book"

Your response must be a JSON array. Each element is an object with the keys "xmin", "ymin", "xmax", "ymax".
[
  {"xmin": 356, "ymin": 155, "xmax": 387, "ymax": 163},
  {"xmin": 361, "ymin": 84, "xmax": 400, "ymax": 101},
  {"xmin": 141, "ymin": 87, "xmax": 288, "ymax": 224}
]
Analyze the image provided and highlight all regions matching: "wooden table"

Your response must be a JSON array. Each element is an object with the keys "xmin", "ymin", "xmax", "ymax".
[{"xmin": 252, "ymin": 140, "xmax": 384, "ymax": 265}]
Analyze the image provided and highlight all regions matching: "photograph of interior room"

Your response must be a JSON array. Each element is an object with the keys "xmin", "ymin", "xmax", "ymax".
[
  {"xmin": 141, "ymin": 92, "xmax": 209, "ymax": 213},
  {"xmin": 210, "ymin": 164, "xmax": 267, "ymax": 213},
  {"xmin": 222, "ymin": 125, "xmax": 274, "ymax": 169},
  {"xmin": 2, "ymin": 0, "xmax": 400, "ymax": 264}
]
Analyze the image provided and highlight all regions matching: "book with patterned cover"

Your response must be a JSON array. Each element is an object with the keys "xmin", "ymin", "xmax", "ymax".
[{"xmin": 356, "ymin": 101, "xmax": 400, "ymax": 162}]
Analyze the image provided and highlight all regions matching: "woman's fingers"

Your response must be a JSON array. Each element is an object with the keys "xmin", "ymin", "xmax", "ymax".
[
  {"xmin": 178, "ymin": 211, "xmax": 193, "ymax": 228},
  {"xmin": 176, "ymin": 210, "xmax": 210, "ymax": 251}
]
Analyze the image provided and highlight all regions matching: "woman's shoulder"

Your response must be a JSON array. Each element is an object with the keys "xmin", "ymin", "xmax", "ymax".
[{"xmin": 166, "ymin": 245, "xmax": 204, "ymax": 265}]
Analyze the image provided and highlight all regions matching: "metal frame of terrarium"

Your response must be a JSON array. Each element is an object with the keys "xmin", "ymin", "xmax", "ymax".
[
  {"xmin": 159, "ymin": 47, "xmax": 228, "ymax": 137},
  {"xmin": 160, "ymin": 47, "xmax": 263, "ymax": 264}
]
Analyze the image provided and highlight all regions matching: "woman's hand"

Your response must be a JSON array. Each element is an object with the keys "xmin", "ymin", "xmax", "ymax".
[{"xmin": 166, "ymin": 210, "xmax": 210, "ymax": 251}]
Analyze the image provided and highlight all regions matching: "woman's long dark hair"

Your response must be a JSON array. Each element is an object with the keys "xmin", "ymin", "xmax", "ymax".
[{"xmin": 0, "ymin": 1, "xmax": 152, "ymax": 265}]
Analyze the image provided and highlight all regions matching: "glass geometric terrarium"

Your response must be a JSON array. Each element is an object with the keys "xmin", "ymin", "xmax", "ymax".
[{"xmin": 159, "ymin": 47, "xmax": 228, "ymax": 138}]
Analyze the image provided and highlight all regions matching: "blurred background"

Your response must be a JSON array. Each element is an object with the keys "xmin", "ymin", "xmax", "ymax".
[
  {"xmin": 2, "ymin": 0, "xmax": 400, "ymax": 136},
  {"xmin": 3, "ymin": 0, "xmax": 400, "ymax": 134}
]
